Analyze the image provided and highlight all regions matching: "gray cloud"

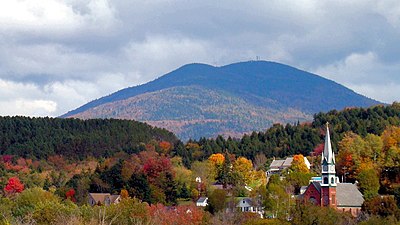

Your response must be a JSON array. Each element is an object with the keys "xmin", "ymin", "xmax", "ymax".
[{"xmin": 0, "ymin": 0, "xmax": 399, "ymax": 116}]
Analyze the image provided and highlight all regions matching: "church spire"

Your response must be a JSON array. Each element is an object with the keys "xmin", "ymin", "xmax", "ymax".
[
  {"xmin": 321, "ymin": 122, "xmax": 336, "ymax": 187},
  {"xmin": 320, "ymin": 122, "xmax": 337, "ymax": 207},
  {"xmin": 322, "ymin": 122, "xmax": 335, "ymax": 165}
]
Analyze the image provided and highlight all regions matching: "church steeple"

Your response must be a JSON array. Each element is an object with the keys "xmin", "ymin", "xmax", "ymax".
[
  {"xmin": 322, "ymin": 122, "xmax": 335, "ymax": 166},
  {"xmin": 321, "ymin": 122, "xmax": 337, "ymax": 187},
  {"xmin": 320, "ymin": 122, "xmax": 337, "ymax": 207}
]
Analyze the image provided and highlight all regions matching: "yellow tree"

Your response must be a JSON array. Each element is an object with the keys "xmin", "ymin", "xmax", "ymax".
[
  {"xmin": 290, "ymin": 154, "xmax": 309, "ymax": 173},
  {"xmin": 380, "ymin": 126, "xmax": 400, "ymax": 167},
  {"xmin": 232, "ymin": 157, "xmax": 253, "ymax": 185}
]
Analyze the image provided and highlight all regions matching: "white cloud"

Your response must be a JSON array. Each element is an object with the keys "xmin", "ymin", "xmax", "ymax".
[
  {"xmin": 123, "ymin": 37, "xmax": 215, "ymax": 83},
  {"xmin": 349, "ymin": 83, "xmax": 400, "ymax": 104},
  {"xmin": 0, "ymin": 0, "xmax": 117, "ymax": 39},
  {"xmin": 314, "ymin": 52, "xmax": 400, "ymax": 103},
  {"xmin": 0, "ymin": 0, "xmax": 399, "ymax": 116}
]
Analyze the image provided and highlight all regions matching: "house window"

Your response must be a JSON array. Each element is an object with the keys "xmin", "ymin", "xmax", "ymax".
[
  {"xmin": 309, "ymin": 197, "xmax": 317, "ymax": 204},
  {"xmin": 244, "ymin": 207, "xmax": 249, "ymax": 212},
  {"xmin": 324, "ymin": 177, "xmax": 328, "ymax": 184},
  {"xmin": 331, "ymin": 177, "xmax": 334, "ymax": 184}
]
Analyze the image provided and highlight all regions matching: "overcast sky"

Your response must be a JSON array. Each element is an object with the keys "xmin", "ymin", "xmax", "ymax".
[{"xmin": 1, "ymin": 0, "xmax": 399, "ymax": 117}]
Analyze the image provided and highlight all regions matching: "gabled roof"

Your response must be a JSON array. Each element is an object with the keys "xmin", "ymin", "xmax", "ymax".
[
  {"xmin": 197, "ymin": 197, "xmax": 208, "ymax": 203},
  {"xmin": 313, "ymin": 181, "xmax": 321, "ymax": 192},
  {"xmin": 89, "ymin": 193, "xmax": 121, "ymax": 204},
  {"xmin": 282, "ymin": 157, "xmax": 293, "ymax": 168},
  {"xmin": 336, "ymin": 183, "xmax": 364, "ymax": 207},
  {"xmin": 89, "ymin": 193, "xmax": 110, "ymax": 204},
  {"xmin": 236, "ymin": 197, "xmax": 255, "ymax": 207},
  {"xmin": 109, "ymin": 195, "xmax": 120, "ymax": 203},
  {"xmin": 270, "ymin": 159, "xmax": 285, "ymax": 169}
]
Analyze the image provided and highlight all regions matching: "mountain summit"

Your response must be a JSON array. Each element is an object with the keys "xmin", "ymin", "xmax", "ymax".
[{"xmin": 62, "ymin": 61, "xmax": 380, "ymax": 140}]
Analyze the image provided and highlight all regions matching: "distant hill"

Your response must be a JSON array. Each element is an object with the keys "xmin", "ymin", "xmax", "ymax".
[
  {"xmin": 62, "ymin": 61, "xmax": 381, "ymax": 140},
  {"xmin": 0, "ymin": 116, "xmax": 177, "ymax": 159}
]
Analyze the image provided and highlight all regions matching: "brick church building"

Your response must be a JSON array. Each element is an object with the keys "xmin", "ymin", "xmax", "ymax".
[{"xmin": 300, "ymin": 123, "xmax": 364, "ymax": 217}]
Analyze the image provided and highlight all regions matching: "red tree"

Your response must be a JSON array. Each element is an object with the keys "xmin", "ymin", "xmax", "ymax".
[
  {"xmin": 143, "ymin": 156, "xmax": 172, "ymax": 184},
  {"xmin": 313, "ymin": 143, "xmax": 324, "ymax": 155},
  {"xmin": 65, "ymin": 188, "xmax": 76, "ymax": 202},
  {"xmin": 4, "ymin": 177, "xmax": 24, "ymax": 195}
]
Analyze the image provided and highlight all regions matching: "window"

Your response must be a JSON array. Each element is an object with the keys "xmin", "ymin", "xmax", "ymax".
[
  {"xmin": 244, "ymin": 207, "xmax": 249, "ymax": 212},
  {"xmin": 331, "ymin": 177, "xmax": 334, "ymax": 184},
  {"xmin": 324, "ymin": 177, "xmax": 328, "ymax": 184}
]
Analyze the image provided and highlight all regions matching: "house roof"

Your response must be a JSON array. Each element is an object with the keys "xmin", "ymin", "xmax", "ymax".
[
  {"xmin": 109, "ymin": 195, "xmax": 120, "ymax": 203},
  {"xmin": 336, "ymin": 183, "xmax": 364, "ymax": 207},
  {"xmin": 197, "ymin": 197, "xmax": 208, "ymax": 203},
  {"xmin": 282, "ymin": 157, "xmax": 293, "ymax": 168},
  {"xmin": 270, "ymin": 160, "xmax": 285, "ymax": 169},
  {"xmin": 300, "ymin": 186, "xmax": 308, "ymax": 195},
  {"xmin": 89, "ymin": 193, "xmax": 110, "ymax": 204},
  {"xmin": 236, "ymin": 197, "xmax": 256, "ymax": 207}
]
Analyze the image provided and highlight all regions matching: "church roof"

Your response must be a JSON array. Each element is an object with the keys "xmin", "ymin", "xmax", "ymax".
[
  {"xmin": 311, "ymin": 181, "xmax": 321, "ymax": 193},
  {"xmin": 336, "ymin": 183, "xmax": 364, "ymax": 207}
]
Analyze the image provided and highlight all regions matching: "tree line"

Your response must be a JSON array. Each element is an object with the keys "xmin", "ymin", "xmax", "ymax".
[
  {"xmin": 176, "ymin": 103, "xmax": 400, "ymax": 168},
  {"xmin": 0, "ymin": 116, "xmax": 178, "ymax": 159}
]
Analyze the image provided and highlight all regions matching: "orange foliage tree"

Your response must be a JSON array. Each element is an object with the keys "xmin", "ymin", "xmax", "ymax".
[
  {"xmin": 159, "ymin": 141, "xmax": 172, "ymax": 154},
  {"xmin": 290, "ymin": 154, "xmax": 309, "ymax": 173},
  {"xmin": 208, "ymin": 153, "xmax": 225, "ymax": 166}
]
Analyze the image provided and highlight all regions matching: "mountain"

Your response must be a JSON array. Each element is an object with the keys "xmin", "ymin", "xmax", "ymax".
[{"xmin": 62, "ymin": 61, "xmax": 381, "ymax": 140}]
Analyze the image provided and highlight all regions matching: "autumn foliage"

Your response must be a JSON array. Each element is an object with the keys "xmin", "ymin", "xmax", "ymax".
[
  {"xmin": 291, "ymin": 154, "xmax": 309, "ymax": 173},
  {"xmin": 148, "ymin": 203, "xmax": 204, "ymax": 225},
  {"xmin": 65, "ymin": 188, "xmax": 76, "ymax": 202},
  {"xmin": 208, "ymin": 153, "xmax": 225, "ymax": 166},
  {"xmin": 4, "ymin": 176, "xmax": 24, "ymax": 195}
]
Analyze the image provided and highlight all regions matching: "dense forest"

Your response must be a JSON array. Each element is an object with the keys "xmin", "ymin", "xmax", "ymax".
[
  {"xmin": 0, "ymin": 116, "xmax": 177, "ymax": 159},
  {"xmin": 1, "ymin": 103, "xmax": 399, "ymax": 164}
]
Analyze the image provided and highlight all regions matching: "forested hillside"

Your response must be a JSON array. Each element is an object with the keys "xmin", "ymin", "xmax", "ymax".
[
  {"xmin": 1, "ymin": 103, "xmax": 399, "ymax": 162},
  {"xmin": 177, "ymin": 103, "xmax": 400, "ymax": 167},
  {"xmin": 0, "ymin": 116, "xmax": 177, "ymax": 159}
]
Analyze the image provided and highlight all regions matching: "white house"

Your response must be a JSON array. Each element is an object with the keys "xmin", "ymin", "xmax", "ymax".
[
  {"xmin": 236, "ymin": 197, "xmax": 264, "ymax": 217},
  {"xmin": 196, "ymin": 197, "xmax": 208, "ymax": 207},
  {"xmin": 267, "ymin": 156, "xmax": 311, "ymax": 177}
]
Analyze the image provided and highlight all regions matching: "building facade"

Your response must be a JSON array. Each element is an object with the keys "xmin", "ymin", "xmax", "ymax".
[{"xmin": 301, "ymin": 123, "xmax": 364, "ymax": 217}]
